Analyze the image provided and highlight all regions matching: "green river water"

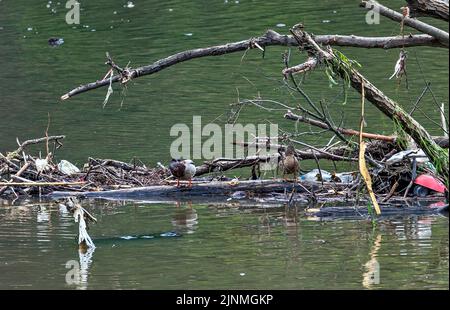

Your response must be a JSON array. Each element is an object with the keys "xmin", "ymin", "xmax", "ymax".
[{"xmin": 0, "ymin": 0, "xmax": 448, "ymax": 289}]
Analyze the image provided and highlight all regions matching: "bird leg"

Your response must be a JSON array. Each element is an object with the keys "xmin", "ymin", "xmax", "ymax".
[
  {"xmin": 188, "ymin": 178, "xmax": 192, "ymax": 187},
  {"xmin": 176, "ymin": 179, "xmax": 180, "ymax": 187}
]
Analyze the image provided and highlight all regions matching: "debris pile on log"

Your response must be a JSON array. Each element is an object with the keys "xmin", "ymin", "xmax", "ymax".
[
  {"xmin": 1, "ymin": 135, "xmax": 447, "ymax": 206},
  {"xmin": 0, "ymin": 136, "xmax": 168, "ymax": 198}
]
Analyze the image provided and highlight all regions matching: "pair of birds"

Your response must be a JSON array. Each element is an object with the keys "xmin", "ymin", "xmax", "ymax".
[{"xmin": 168, "ymin": 145, "xmax": 299, "ymax": 187}]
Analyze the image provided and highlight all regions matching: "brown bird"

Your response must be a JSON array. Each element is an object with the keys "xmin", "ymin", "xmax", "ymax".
[
  {"xmin": 279, "ymin": 145, "xmax": 299, "ymax": 180},
  {"xmin": 169, "ymin": 159, "xmax": 196, "ymax": 187}
]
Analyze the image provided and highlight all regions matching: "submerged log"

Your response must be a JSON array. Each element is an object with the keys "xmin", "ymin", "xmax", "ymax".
[
  {"xmin": 47, "ymin": 179, "xmax": 448, "ymax": 219},
  {"xmin": 49, "ymin": 179, "xmax": 351, "ymax": 200},
  {"xmin": 307, "ymin": 202, "xmax": 448, "ymax": 219}
]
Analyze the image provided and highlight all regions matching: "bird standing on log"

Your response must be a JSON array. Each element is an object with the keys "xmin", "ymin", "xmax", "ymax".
[
  {"xmin": 279, "ymin": 145, "xmax": 300, "ymax": 180},
  {"xmin": 169, "ymin": 159, "xmax": 196, "ymax": 187}
]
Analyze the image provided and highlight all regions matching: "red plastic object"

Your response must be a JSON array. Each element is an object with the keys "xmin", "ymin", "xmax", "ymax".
[{"xmin": 414, "ymin": 174, "xmax": 447, "ymax": 193}]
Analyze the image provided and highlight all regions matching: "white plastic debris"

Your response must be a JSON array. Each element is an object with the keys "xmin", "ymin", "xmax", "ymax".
[
  {"xmin": 335, "ymin": 172, "xmax": 355, "ymax": 184},
  {"xmin": 35, "ymin": 158, "xmax": 50, "ymax": 173},
  {"xmin": 58, "ymin": 160, "xmax": 80, "ymax": 175},
  {"xmin": 300, "ymin": 169, "xmax": 332, "ymax": 182},
  {"xmin": 74, "ymin": 206, "xmax": 95, "ymax": 248},
  {"xmin": 385, "ymin": 149, "xmax": 429, "ymax": 165},
  {"xmin": 389, "ymin": 50, "xmax": 407, "ymax": 80}
]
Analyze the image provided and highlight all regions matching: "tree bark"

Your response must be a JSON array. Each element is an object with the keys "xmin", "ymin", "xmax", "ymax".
[
  {"xmin": 406, "ymin": 0, "xmax": 449, "ymax": 21},
  {"xmin": 284, "ymin": 111, "xmax": 449, "ymax": 148},
  {"xmin": 61, "ymin": 32, "xmax": 445, "ymax": 100},
  {"xmin": 361, "ymin": 0, "xmax": 449, "ymax": 47},
  {"xmin": 48, "ymin": 179, "xmax": 344, "ymax": 200},
  {"xmin": 289, "ymin": 27, "xmax": 449, "ymax": 187}
]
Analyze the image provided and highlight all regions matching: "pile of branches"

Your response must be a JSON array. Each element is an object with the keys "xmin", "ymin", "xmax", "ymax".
[
  {"xmin": 0, "ymin": 136, "xmax": 168, "ymax": 199},
  {"xmin": 0, "ymin": 133, "xmax": 447, "ymax": 202}
]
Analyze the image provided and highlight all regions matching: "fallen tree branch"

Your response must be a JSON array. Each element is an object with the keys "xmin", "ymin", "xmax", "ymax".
[
  {"xmin": 0, "ymin": 162, "xmax": 31, "ymax": 195},
  {"xmin": 0, "ymin": 181, "xmax": 86, "ymax": 187},
  {"xmin": 406, "ymin": 0, "xmax": 449, "ymax": 21},
  {"xmin": 61, "ymin": 31, "xmax": 445, "ymax": 100},
  {"xmin": 284, "ymin": 110, "xmax": 449, "ymax": 147},
  {"xmin": 361, "ymin": 0, "xmax": 449, "ymax": 47},
  {"xmin": 13, "ymin": 135, "xmax": 65, "ymax": 156},
  {"xmin": 194, "ymin": 154, "xmax": 278, "ymax": 176},
  {"xmin": 282, "ymin": 57, "xmax": 317, "ymax": 77},
  {"xmin": 48, "ymin": 179, "xmax": 344, "ymax": 200},
  {"xmin": 232, "ymin": 142, "xmax": 358, "ymax": 162},
  {"xmin": 289, "ymin": 25, "xmax": 449, "ymax": 187},
  {"xmin": 285, "ymin": 111, "xmax": 395, "ymax": 142}
]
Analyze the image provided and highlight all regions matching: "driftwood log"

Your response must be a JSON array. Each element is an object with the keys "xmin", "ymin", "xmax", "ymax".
[
  {"xmin": 48, "ymin": 179, "xmax": 448, "ymax": 219},
  {"xmin": 406, "ymin": 0, "xmax": 449, "ymax": 21},
  {"xmin": 60, "ymin": 29, "xmax": 446, "ymax": 100}
]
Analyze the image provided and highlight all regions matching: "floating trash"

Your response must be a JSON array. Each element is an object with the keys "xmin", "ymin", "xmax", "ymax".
[
  {"xmin": 276, "ymin": 23, "xmax": 286, "ymax": 28},
  {"xmin": 386, "ymin": 149, "xmax": 428, "ymax": 165},
  {"xmin": 141, "ymin": 235, "xmax": 154, "ymax": 239},
  {"xmin": 27, "ymin": 27, "xmax": 33, "ymax": 31},
  {"xmin": 57, "ymin": 160, "xmax": 80, "ymax": 175},
  {"xmin": 230, "ymin": 191, "xmax": 247, "ymax": 200},
  {"xmin": 239, "ymin": 272, "xmax": 245, "ymax": 276},
  {"xmin": 120, "ymin": 236, "xmax": 137, "ymax": 240},
  {"xmin": 334, "ymin": 172, "xmax": 355, "ymax": 184},
  {"xmin": 48, "ymin": 37, "xmax": 64, "ymax": 47},
  {"xmin": 184, "ymin": 33, "xmax": 193, "ymax": 36},
  {"xmin": 35, "ymin": 158, "xmax": 50, "ymax": 173},
  {"xmin": 300, "ymin": 169, "xmax": 332, "ymax": 182},
  {"xmin": 160, "ymin": 231, "xmax": 180, "ymax": 237},
  {"xmin": 125, "ymin": 1, "xmax": 135, "ymax": 8},
  {"xmin": 322, "ymin": 20, "xmax": 331, "ymax": 23},
  {"xmin": 168, "ymin": 8, "xmax": 173, "ymax": 12}
]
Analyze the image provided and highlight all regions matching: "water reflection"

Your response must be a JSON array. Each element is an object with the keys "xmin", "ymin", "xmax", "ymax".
[
  {"xmin": 65, "ymin": 246, "xmax": 95, "ymax": 290},
  {"xmin": 77, "ymin": 246, "xmax": 95, "ymax": 290},
  {"xmin": 0, "ymin": 199, "xmax": 448, "ymax": 289},
  {"xmin": 36, "ymin": 205, "xmax": 50, "ymax": 223},
  {"xmin": 171, "ymin": 202, "xmax": 198, "ymax": 234},
  {"xmin": 362, "ymin": 234, "xmax": 381, "ymax": 289}
]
